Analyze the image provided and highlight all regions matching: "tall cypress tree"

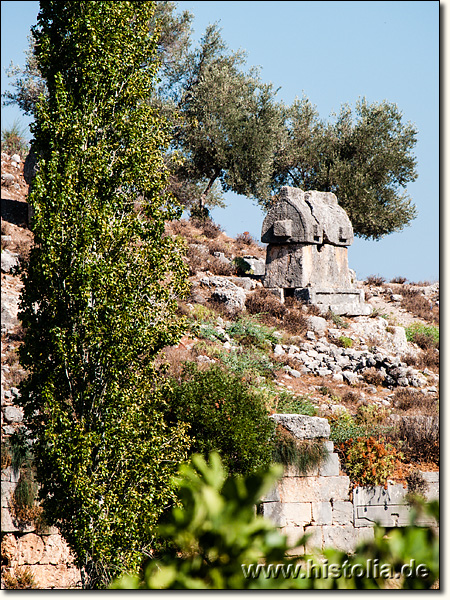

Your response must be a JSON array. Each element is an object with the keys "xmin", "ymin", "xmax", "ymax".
[{"xmin": 18, "ymin": 1, "xmax": 190, "ymax": 588}]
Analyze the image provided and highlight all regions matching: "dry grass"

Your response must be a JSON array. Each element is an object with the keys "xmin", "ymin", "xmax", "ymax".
[
  {"xmin": 366, "ymin": 274, "xmax": 386, "ymax": 286},
  {"xmin": 389, "ymin": 417, "xmax": 439, "ymax": 466},
  {"xmin": 392, "ymin": 388, "xmax": 438, "ymax": 415},
  {"xmin": 390, "ymin": 276, "xmax": 408, "ymax": 284},
  {"xmin": 401, "ymin": 348, "xmax": 439, "ymax": 371},
  {"xmin": 400, "ymin": 287, "xmax": 439, "ymax": 324},
  {"xmin": 362, "ymin": 367, "xmax": 386, "ymax": 387}
]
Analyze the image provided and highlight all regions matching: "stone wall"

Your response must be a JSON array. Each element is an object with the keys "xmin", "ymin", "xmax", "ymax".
[
  {"xmin": 262, "ymin": 415, "xmax": 439, "ymax": 555},
  {"xmin": 1, "ymin": 466, "xmax": 81, "ymax": 589}
]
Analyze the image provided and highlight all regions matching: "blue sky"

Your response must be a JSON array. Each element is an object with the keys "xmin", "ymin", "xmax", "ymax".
[{"xmin": 1, "ymin": 1, "xmax": 440, "ymax": 282}]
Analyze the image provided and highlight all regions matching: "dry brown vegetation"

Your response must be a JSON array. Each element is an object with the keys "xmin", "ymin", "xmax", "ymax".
[{"xmin": 399, "ymin": 287, "xmax": 439, "ymax": 324}]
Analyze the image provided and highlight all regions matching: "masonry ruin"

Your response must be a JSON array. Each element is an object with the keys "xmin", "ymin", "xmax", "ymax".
[{"xmin": 261, "ymin": 187, "xmax": 371, "ymax": 315}]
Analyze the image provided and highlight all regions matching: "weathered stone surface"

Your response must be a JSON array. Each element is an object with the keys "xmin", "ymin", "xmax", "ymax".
[
  {"xmin": 1, "ymin": 249, "xmax": 19, "ymax": 273},
  {"xmin": 210, "ymin": 287, "xmax": 246, "ymax": 312},
  {"xmin": 332, "ymin": 501, "xmax": 354, "ymax": 525},
  {"xmin": 17, "ymin": 533, "xmax": 45, "ymax": 565},
  {"xmin": 354, "ymin": 504, "xmax": 411, "ymax": 528},
  {"xmin": 353, "ymin": 484, "xmax": 407, "ymax": 507},
  {"xmin": 278, "ymin": 476, "xmax": 350, "ymax": 503},
  {"xmin": 270, "ymin": 414, "xmax": 330, "ymax": 439},
  {"xmin": 281, "ymin": 502, "xmax": 313, "ymax": 526},
  {"xmin": 1, "ymin": 480, "xmax": 17, "ymax": 508},
  {"xmin": 28, "ymin": 564, "xmax": 82, "ymax": 589},
  {"xmin": 322, "ymin": 525, "xmax": 358, "ymax": 553},
  {"xmin": 1, "ymin": 533, "xmax": 18, "ymax": 566},
  {"xmin": 3, "ymin": 405, "xmax": 24, "ymax": 423},
  {"xmin": 261, "ymin": 484, "xmax": 280, "ymax": 502},
  {"xmin": 262, "ymin": 502, "xmax": 286, "ymax": 527},
  {"xmin": 312, "ymin": 502, "xmax": 332, "ymax": 525},
  {"xmin": 306, "ymin": 315, "xmax": 328, "ymax": 334},
  {"xmin": 318, "ymin": 453, "xmax": 340, "ymax": 477},
  {"xmin": 239, "ymin": 256, "xmax": 265, "ymax": 276},
  {"xmin": 303, "ymin": 525, "xmax": 323, "ymax": 551},
  {"xmin": 40, "ymin": 534, "xmax": 74, "ymax": 566},
  {"xmin": 261, "ymin": 187, "xmax": 353, "ymax": 246},
  {"xmin": 265, "ymin": 244, "xmax": 352, "ymax": 290},
  {"xmin": 282, "ymin": 525, "xmax": 306, "ymax": 555}
]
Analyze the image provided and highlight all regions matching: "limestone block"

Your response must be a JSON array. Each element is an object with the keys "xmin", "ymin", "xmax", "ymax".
[
  {"xmin": 354, "ymin": 504, "xmax": 412, "ymax": 528},
  {"xmin": 39, "ymin": 534, "xmax": 73, "ymax": 566},
  {"xmin": 332, "ymin": 501, "xmax": 354, "ymax": 525},
  {"xmin": 1, "ymin": 533, "xmax": 18, "ymax": 567},
  {"xmin": 1, "ymin": 480, "xmax": 17, "ymax": 508},
  {"xmin": 306, "ymin": 316, "xmax": 328, "ymax": 334},
  {"xmin": 282, "ymin": 502, "xmax": 312, "ymax": 526},
  {"xmin": 17, "ymin": 533, "xmax": 45, "ymax": 565},
  {"xmin": 303, "ymin": 525, "xmax": 323, "ymax": 551},
  {"xmin": 282, "ymin": 463, "xmax": 319, "ymax": 477},
  {"xmin": 281, "ymin": 525, "xmax": 306, "ymax": 555},
  {"xmin": 3, "ymin": 405, "xmax": 24, "ymax": 423},
  {"xmin": 322, "ymin": 525, "xmax": 358, "ymax": 554},
  {"xmin": 262, "ymin": 502, "xmax": 286, "ymax": 527},
  {"xmin": 318, "ymin": 453, "xmax": 340, "ymax": 477},
  {"xmin": 270, "ymin": 414, "xmax": 330, "ymax": 440},
  {"xmin": 356, "ymin": 527, "xmax": 375, "ymax": 545},
  {"xmin": 353, "ymin": 484, "xmax": 407, "ymax": 507},
  {"xmin": 260, "ymin": 484, "xmax": 280, "ymax": 502},
  {"xmin": 2, "ymin": 466, "xmax": 21, "ymax": 483},
  {"xmin": 312, "ymin": 502, "xmax": 332, "ymax": 525},
  {"xmin": 28, "ymin": 564, "xmax": 82, "ymax": 589},
  {"xmin": 278, "ymin": 476, "xmax": 350, "ymax": 503},
  {"xmin": 323, "ymin": 441, "xmax": 334, "ymax": 453}
]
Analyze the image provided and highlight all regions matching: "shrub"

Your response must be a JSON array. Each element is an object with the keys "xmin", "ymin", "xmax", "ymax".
[
  {"xmin": 355, "ymin": 404, "xmax": 390, "ymax": 429},
  {"xmin": 329, "ymin": 412, "xmax": 367, "ymax": 445},
  {"xmin": 337, "ymin": 335, "xmax": 353, "ymax": 348},
  {"xmin": 400, "ymin": 289, "xmax": 438, "ymax": 324},
  {"xmin": 221, "ymin": 347, "xmax": 276, "ymax": 381},
  {"xmin": 164, "ymin": 364, "xmax": 275, "ymax": 476},
  {"xmin": 1, "ymin": 120, "xmax": 29, "ymax": 157},
  {"xmin": 366, "ymin": 275, "xmax": 386, "ymax": 286},
  {"xmin": 339, "ymin": 436, "xmax": 403, "ymax": 487},
  {"xmin": 390, "ymin": 276, "xmax": 408, "ymax": 284},
  {"xmin": 405, "ymin": 323, "xmax": 439, "ymax": 349},
  {"xmin": 235, "ymin": 231, "xmax": 255, "ymax": 246},
  {"xmin": 362, "ymin": 367, "xmax": 386, "ymax": 387},
  {"xmin": 10, "ymin": 469, "xmax": 41, "ymax": 525},
  {"xmin": 389, "ymin": 417, "xmax": 439, "ymax": 466},
  {"xmin": 273, "ymin": 426, "xmax": 328, "ymax": 474},
  {"xmin": 245, "ymin": 287, "xmax": 287, "ymax": 321},
  {"xmin": 226, "ymin": 316, "xmax": 277, "ymax": 348},
  {"xmin": 326, "ymin": 311, "xmax": 349, "ymax": 329},
  {"xmin": 392, "ymin": 388, "xmax": 437, "ymax": 415},
  {"xmin": 190, "ymin": 218, "xmax": 223, "ymax": 239},
  {"xmin": 406, "ymin": 469, "xmax": 427, "ymax": 499},
  {"xmin": 273, "ymin": 390, "xmax": 317, "ymax": 416}
]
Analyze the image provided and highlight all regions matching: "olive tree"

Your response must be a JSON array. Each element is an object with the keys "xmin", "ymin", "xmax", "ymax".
[
  {"xmin": 17, "ymin": 0, "xmax": 190, "ymax": 588},
  {"xmin": 272, "ymin": 97, "xmax": 418, "ymax": 240}
]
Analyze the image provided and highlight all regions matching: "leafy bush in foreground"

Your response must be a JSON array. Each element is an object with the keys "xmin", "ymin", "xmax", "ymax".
[
  {"xmin": 165, "ymin": 363, "xmax": 275, "ymax": 476},
  {"xmin": 111, "ymin": 453, "xmax": 439, "ymax": 590}
]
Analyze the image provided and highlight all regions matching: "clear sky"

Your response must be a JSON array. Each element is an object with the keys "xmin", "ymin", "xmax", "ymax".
[{"xmin": 1, "ymin": 1, "xmax": 440, "ymax": 282}]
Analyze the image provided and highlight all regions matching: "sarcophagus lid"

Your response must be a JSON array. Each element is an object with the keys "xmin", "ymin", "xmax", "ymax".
[{"xmin": 261, "ymin": 187, "xmax": 353, "ymax": 246}]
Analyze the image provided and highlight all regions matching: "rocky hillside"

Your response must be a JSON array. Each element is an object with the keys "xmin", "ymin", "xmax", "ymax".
[{"xmin": 1, "ymin": 151, "xmax": 439, "ymax": 587}]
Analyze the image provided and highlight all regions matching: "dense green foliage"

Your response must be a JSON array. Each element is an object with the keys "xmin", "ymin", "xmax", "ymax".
[
  {"xmin": 111, "ymin": 453, "xmax": 439, "ymax": 590},
  {"xmin": 272, "ymin": 97, "xmax": 418, "ymax": 239},
  {"xmin": 165, "ymin": 363, "xmax": 275, "ymax": 476},
  {"xmin": 17, "ymin": 0, "xmax": 190, "ymax": 588}
]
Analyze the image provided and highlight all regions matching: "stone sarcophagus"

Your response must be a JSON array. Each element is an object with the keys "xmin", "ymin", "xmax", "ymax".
[{"xmin": 261, "ymin": 187, "xmax": 370, "ymax": 315}]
